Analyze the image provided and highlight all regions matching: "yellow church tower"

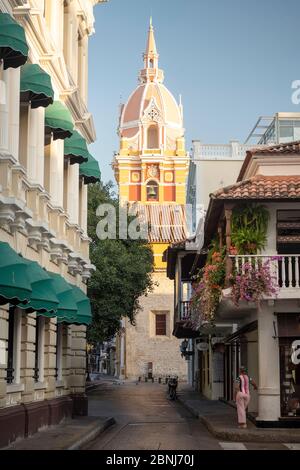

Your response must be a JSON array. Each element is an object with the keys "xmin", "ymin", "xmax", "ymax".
[{"xmin": 113, "ymin": 20, "xmax": 189, "ymax": 380}]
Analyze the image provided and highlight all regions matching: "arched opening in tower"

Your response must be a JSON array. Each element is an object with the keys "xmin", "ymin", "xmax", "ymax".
[
  {"xmin": 146, "ymin": 180, "xmax": 159, "ymax": 201},
  {"xmin": 147, "ymin": 125, "xmax": 159, "ymax": 149}
]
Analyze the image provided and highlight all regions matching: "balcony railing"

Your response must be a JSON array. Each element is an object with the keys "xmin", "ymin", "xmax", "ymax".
[
  {"xmin": 230, "ymin": 254, "xmax": 300, "ymax": 291},
  {"xmin": 193, "ymin": 142, "xmax": 265, "ymax": 161},
  {"xmin": 180, "ymin": 301, "xmax": 191, "ymax": 321}
]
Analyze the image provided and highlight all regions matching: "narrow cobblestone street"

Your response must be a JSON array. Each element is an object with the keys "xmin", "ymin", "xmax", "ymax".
[{"xmin": 84, "ymin": 380, "xmax": 292, "ymax": 451}]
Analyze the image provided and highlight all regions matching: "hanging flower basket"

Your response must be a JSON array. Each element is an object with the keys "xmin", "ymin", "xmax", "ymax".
[{"xmin": 229, "ymin": 258, "xmax": 279, "ymax": 306}]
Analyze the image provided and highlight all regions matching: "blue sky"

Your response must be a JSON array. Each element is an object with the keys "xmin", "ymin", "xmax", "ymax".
[{"xmin": 88, "ymin": 0, "xmax": 300, "ymax": 183}]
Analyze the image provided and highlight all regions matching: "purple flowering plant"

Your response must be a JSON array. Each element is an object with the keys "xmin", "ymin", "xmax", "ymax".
[
  {"xmin": 230, "ymin": 259, "xmax": 279, "ymax": 306},
  {"xmin": 190, "ymin": 251, "xmax": 226, "ymax": 324}
]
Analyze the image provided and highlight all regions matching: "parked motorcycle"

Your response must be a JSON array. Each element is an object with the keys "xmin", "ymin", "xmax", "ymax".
[{"xmin": 167, "ymin": 375, "xmax": 178, "ymax": 400}]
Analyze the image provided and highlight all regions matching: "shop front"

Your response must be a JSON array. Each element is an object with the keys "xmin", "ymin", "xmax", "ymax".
[
  {"xmin": 223, "ymin": 321, "xmax": 258, "ymax": 405},
  {"xmin": 278, "ymin": 314, "xmax": 300, "ymax": 420}
]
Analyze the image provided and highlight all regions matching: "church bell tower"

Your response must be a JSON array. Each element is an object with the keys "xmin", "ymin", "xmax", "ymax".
[
  {"xmin": 113, "ymin": 19, "xmax": 189, "ymax": 269},
  {"xmin": 113, "ymin": 20, "xmax": 189, "ymax": 381}
]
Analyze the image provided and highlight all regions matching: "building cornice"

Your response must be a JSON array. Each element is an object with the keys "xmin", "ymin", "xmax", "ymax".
[{"xmin": 12, "ymin": 3, "xmax": 96, "ymax": 141}]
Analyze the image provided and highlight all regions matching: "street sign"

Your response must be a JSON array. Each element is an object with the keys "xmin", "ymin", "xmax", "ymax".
[
  {"xmin": 196, "ymin": 342, "xmax": 209, "ymax": 351},
  {"xmin": 211, "ymin": 337, "xmax": 225, "ymax": 346}
]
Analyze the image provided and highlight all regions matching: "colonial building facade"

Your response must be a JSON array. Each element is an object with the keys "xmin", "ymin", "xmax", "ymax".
[
  {"xmin": 0, "ymin": 0, "xmax": 104, "ymax": 447},
  {"xmin": 113, "ymin": 21, "xmax": 189, "ymax": 381},
  {"xmin": 167, "ymin": 141, "xmax": 300, "ymax": 426}
]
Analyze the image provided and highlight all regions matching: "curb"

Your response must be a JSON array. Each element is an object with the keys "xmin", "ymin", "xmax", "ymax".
[
  {"xmin": 86, "ymin": 383, "xmax": 102, "ymax": 392},
  {"xmin": 177, "ymin": 395, "xmax": 300, "ymax": 443},
  {"xmin": 67, "ymin": 417, "xmax": 116, "ymax": 450},
  {"xmin": 177, "ymin": 396, "xmax": 200, "ymax": 419}
]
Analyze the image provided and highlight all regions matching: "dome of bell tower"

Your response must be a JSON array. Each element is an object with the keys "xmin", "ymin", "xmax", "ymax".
[
  {"xmin": 118, "ymin": 20, "xmax": 185, "ymax": 152},
  {"xmin": 113, "ymin": 19, "xmax": 189, "ymax": 212}
]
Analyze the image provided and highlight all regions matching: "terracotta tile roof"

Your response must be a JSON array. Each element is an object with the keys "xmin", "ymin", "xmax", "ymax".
[
  {"xmin": 133, "ymin": 203, "xmax": 187, "ymax": 243},
  {"xmin": 250, "ymin": 141, "xmax": 300, "ymax": 155},
  {"xmin": 211, "ymin": 175, "xmax": 300, "ymax": 200},
  {"xmin": 238, "ymin": 140, "xmax": 300, "ymax": 181}
]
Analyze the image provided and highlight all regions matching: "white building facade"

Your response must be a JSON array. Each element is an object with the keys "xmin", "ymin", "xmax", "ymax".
[
  {"xmin": 0, "ymin": 0, "xmax": 105, "ymax": 447},
  {"xmin": 187, "ymin": 140, "xmax": 262, "ymax": 232}
]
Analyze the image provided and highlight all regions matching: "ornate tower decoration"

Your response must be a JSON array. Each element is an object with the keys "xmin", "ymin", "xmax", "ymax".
[{"xmin": 113, "ymin": 20, "xmax": 190, "ymax": 269}]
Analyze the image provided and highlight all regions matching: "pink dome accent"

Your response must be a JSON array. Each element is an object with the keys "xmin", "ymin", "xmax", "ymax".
[
  {"xmin": 122, "ymin": 127, "xmax": 139, "ymax": 138},
  {"xmin": 122, "ymin": 85, "xmax": 146, "ymax": 123},
  {"xmin": 120, "ymin": 82, "xmax": 182, "ymax": 130}
]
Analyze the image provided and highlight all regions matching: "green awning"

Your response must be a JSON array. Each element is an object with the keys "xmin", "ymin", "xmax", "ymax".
[
  {"xmin": 64, "ymin": 130, "xmax": 90, "ymax": 165},
  {"xmin": 0, "ymin": 242, "xmax": 32, "ymax": 305},
  {"xmin": 79, "ymin": 153, "xmax": 101, "ymax": 184},
  {"xmin": 0, "ymin": 13, "xmax": 28, "ymax": 69},
  {"xmin": 47, "ymin": 272, "xmax": 78, "ymax": 322},
  {"xmin": 20, "ymin": 63, "xmax": 54, "ymax": 109},
  {"xmin": 45, "ymin": 101, "xmax": 74, "ymax": 140},
  {"xmin": 65, "ymin": 286, "xmax": 92, "ymax": 326},
  {"xmin": 18, "ymin": 260, "xmax": 59, "ymax": 314}
]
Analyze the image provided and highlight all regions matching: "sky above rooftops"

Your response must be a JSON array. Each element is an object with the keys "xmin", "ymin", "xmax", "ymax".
[{"xmin": 89, "ymin": 0, "xmax": 300, "ymax": 184}]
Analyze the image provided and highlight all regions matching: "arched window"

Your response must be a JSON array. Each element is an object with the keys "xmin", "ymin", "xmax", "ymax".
[
  {"xmin": 147, "ymin": 180, "xmax": 159, "ymax": 201},
  {"xmin": 147, "ymin": 125, "xmax": 159, "ymax": 149}
]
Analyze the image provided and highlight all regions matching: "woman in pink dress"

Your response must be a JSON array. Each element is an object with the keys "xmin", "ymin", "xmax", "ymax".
[{"xmin": 234, "ymin": 366, "xmax": 257, "ymax": 428}]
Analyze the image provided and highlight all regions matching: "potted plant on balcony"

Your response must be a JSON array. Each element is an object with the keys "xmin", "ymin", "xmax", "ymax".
[{"xmin": 231, "ymin": 203, "xmax": 269, "ymax": 255}]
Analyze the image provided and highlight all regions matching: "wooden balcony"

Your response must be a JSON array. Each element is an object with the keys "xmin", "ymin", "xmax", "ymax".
[{"xmin": 173, "ymin": 301, "xmax": 199, "ymax": 339}]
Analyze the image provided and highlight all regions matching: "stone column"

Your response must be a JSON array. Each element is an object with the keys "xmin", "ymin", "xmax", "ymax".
[
  {"xmin": 67, "ymin": 163, "xmax": 79, "ymax": 225},
  {"xmin": 20, "ymin": 312, "xmax": 35, "ymax": 403},
  {"xmin": 44, "ymin": 318, "xmax": 57, "ymax": 400},
  {"xmin": 47, "ymin": 0, "xmax": 64, "ymax": 52},
  {"xmin": 0, "ymin": 305, "xmax": 9, "ymax": 408},
  {"xmin": 0, "ymin": 67, "xmax": 9, "ymax": 155},
  {"xmin": 80, "ymin": 182, "xmax": 88, "ymax": 234},
  {"xmin": 62, "ymin": 325, "xmax": 72, "ymax": 393},
  {"xmin": 27, "ymin": 107, "xmax": 45, "ymax": 185},
  {"xmin": 70, "ymin": 325, "xmax": 88, "ymax": 416},
  {"xmin": 8, "ymin": 68, "xmax": 20, "ymax": 161},
  {"xmin": 63, "ymin": 1, "xmax": 79, "ymax": 81},
  {"xmin": 48, "ymin": 139, "xmax": 64, "ymax": 208},
  {"xmin": 257, "ymin": 302, "xmax": 281, "ymax": 422},
  {"xmin": 0, "ymin": 67, "xmax": 19, "ymax": 159},
  {"xmin": 78, "ymin": 34, "xmax": 88, "ymax": 102}
]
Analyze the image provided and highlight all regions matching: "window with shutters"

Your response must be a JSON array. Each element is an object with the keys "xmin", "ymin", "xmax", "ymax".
[
  {"xmin": 34, "ymin": 316, "xmax": 45, "ymax": 383},
  {"xmin": 155, "ymin": 314, "xmax": 166, "ymax": 336},
  {"xmin": 6, "ymin": 307, "xmax": 22, "ymax": 385},
  {"xmin": 150, "ymin": 310, "xmax": 170, "ymax": 338}
]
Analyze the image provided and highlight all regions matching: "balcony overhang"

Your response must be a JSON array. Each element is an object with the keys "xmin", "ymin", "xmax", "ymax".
[
  {"xmin": 224, "ymin": 320, "xmax": 258, "ymax": 344},
  {"xmin": 215, "ymin": 288, "xmax": 257, "ymax": 321},
  {"xmin": 173, "ymin": 320, "xmax": 199, "ymax": 339}
]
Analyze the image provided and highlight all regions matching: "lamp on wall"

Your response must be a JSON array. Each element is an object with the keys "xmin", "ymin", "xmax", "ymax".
[{"xmin": 180, "ymin": 339, "xmax": 193, "ymax": 359}]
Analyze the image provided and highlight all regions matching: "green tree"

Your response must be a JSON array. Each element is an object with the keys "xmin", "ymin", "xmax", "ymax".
[{"xmin": 87, "ymin": 182, "xmax": 154, "ymax": 343}]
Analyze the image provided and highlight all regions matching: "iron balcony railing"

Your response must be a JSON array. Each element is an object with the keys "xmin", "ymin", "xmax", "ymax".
[{"xmin": 180, "ymin": 301, "xmax": 192, "ymax": 321}]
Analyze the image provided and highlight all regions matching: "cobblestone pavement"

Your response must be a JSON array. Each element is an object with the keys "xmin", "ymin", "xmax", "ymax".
[{"xmin": 84, "ymin": 380, "xmax": 291, "ymax": 450}]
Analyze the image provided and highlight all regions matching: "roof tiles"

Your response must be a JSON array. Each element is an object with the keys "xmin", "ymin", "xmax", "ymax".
[{"xmin": 211, "ymin": 175, "xmax": 300, "ymax": 200}]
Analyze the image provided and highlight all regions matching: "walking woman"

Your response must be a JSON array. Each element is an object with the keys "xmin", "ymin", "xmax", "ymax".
[{"xmin": 234, "ymin": 366, "xmax": 257, "ymax": 428}]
